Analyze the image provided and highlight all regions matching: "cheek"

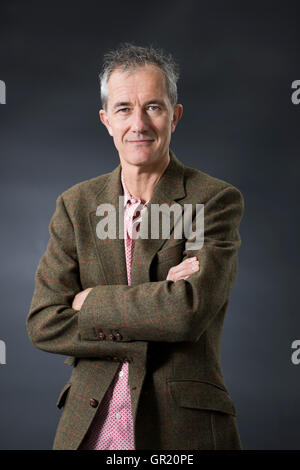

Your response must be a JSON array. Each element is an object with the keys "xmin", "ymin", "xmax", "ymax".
[
  {"xmin": 149, "ymin": 116, "xmax": 168, "ymax": 133},
  {"xmin": 112, "ymin": 124, "xmax": 127, "ymax": 142},
  {"xmin": 159, "ymin": 115, "xmax": 172, "ymax": 128},
  {"xmin": 158, "ymin": 120, "xmax": 172, "ymax": 136}
]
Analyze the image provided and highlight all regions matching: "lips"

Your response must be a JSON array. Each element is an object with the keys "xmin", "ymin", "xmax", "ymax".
[{"xmin": 129, "ymin": 139, "xmax": 153, "ymax": 142}]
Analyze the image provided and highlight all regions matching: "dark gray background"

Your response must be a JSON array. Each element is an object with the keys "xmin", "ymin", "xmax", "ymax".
[{"xmin": 0, "ymin": 0, "xmax": 299, "ymax": 450}]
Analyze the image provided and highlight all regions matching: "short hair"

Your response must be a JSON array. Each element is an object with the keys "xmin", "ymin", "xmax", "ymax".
[{"xmin": 99, "ymin": 42, "xmax": 180, "ymax": 111}]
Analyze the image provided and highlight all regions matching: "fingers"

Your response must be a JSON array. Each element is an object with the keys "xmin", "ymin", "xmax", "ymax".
[
  {"xmin": 174, "ymin": 261, "xmax": 200, "ymax": 281},
  {"xmin": 72, "ymin": 288, "xmax": 93, "ymax": 311},
  {"xmin": 166, "ymin": 256, "xmax": 200, "ymax": 282},
  {"xmin": 169, "ymin": 256, "xmax": 197, "ymax": 274}
]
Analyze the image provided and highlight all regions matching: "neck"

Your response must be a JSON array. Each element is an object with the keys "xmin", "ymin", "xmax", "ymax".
[{"xmin": 120, "ymin": 151, "xmax": 170, "ymax": 204}]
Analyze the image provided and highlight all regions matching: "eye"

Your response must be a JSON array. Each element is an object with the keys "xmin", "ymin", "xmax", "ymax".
[
  {"xmin": 118, "ymin": 108, "xmax": 130, "ymax": 113},
  {"xmin": 148, "ymin": 105, "xmax": 159, "ymax": 111}
]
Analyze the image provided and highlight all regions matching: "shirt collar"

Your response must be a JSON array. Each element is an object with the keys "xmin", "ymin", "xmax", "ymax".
[{"xmin": 121, "ymin": 169, "xmax": 150, "ymax": 208}]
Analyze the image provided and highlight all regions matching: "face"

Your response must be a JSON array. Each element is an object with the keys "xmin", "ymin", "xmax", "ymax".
[{"xmin": 99, "ymin": 64, "xmax": 183, "ymax": 168}]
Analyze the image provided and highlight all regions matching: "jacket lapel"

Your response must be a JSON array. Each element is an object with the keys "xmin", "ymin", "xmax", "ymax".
[{"xmin": 89, "ymin": 148, "xmax": 186, "ymax": 287}]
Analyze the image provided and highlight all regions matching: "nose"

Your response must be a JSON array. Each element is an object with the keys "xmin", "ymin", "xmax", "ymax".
[{"xmin": 130, "ymin": 107, "xmax": 149, "ymax": 134}]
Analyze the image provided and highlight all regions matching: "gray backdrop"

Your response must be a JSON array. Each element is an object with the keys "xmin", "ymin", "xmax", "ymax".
[{"xmin": 0, "ymin": 0, "xmax": 299, "ymax": 450}]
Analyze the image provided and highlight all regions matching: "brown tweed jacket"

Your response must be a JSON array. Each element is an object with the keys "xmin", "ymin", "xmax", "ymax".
[{"xmin": 27, "ymin": 148, "xmax": 244, "ymax": 450}]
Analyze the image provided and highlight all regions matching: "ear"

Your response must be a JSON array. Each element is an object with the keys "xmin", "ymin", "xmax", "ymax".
[
  {"xmin": 99, "ymin": 109, "xmax": 113, "ymax": 137},
  {"xmin": 171, "ymin": 104, "xmax": 183, "ymax": 133}
]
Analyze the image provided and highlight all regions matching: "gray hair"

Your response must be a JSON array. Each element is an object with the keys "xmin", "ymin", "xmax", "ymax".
[{"xmin": 99, "ymin": 42, "xmax": 180, "ymax": 111}]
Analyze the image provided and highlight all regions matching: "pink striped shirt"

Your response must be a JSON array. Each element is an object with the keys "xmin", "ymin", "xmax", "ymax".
[{"xmin": 78, "ymin": 169, "xmax": 149, "ymax": 450}]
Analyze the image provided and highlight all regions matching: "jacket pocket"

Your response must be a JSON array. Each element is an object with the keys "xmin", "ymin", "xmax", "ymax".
[
  {"xmin": 56, "ymin": 382, "xmax": 72, "ymax": 409},
  {"xmin": 167, "ymin": 380, "xmax": 237, "ymax": 416}
]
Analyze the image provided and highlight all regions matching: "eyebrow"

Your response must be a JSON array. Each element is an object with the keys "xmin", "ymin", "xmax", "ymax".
[{"xmin": 112, "ymin": 99, "xmax": 165, "ymax": 110}]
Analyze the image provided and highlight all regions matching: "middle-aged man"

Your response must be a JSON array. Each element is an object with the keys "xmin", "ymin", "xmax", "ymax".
[{"xmin": 27, "ymin": 42, "xmax": 244, "ymax": 450}]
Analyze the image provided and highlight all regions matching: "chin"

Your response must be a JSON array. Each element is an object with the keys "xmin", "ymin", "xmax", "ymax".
[{"xmin": 126, "ymin": 151, "xmax": 157, "ymax": 166}]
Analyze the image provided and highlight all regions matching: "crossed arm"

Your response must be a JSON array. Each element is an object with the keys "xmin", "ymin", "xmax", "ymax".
[
  {"xmin": 71, "ymin": 257, "xmax": 200, "ymax": 311},
  {"xmin": 27, "ymin": 185, "xmax": 243, "ymax": 358}
]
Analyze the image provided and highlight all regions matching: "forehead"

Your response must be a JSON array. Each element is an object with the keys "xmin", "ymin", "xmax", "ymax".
[{"xmin": 107, "ymin": 65, "xmax": 168, "ymax": 101}]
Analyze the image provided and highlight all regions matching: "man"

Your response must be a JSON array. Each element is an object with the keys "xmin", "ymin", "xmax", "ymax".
[{"xmin": 27, "ymin": 43, "xmax": 244, "ymax": 450}]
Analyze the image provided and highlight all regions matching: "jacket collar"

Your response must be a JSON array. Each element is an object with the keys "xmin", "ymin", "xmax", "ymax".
[
  {"xmin": 95, "ymin": 147, "xmax": 185, "ymax": 206},
  {"xmin": 89, "ymin": 148, "xmax": 186, "ymax": 286}
]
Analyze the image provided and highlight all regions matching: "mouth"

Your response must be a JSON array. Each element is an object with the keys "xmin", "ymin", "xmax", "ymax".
[{"xmin": 128, "ymin": 139, "xmax": 154, "ymax": 143}]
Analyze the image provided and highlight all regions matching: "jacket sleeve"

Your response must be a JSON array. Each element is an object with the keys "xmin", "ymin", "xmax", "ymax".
[
  {"xmin": 78, "ymin": 185, "xmax": 244, "ymax": 343},
  {"xmin": 26, "ymin": 195, "xmax": 133, "ymax": 358}
]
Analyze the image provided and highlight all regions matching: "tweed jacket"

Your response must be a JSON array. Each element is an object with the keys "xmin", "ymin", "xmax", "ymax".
[{"xmin": 27, "ymin": 148, "xmax": 244, "ymax": 450}]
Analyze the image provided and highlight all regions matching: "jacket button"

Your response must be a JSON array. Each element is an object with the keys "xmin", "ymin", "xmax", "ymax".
[
  {"xmin": 115, "ymin": 332, "xmax": 122, "ymax": 341},
  {"xmin": 89, "ymin": 398, "xmax": 99, "ymax": 408},
  {"xmin": 98, "ymin": 332, "xmax": 105, "ymax": 340},
  {"xmin": 108, "ymin": 334, "xmax": 115, "ymax": 341},
  {"xmin": 113, "ymin": 356, "xmax": 119, "ymax": 362}
]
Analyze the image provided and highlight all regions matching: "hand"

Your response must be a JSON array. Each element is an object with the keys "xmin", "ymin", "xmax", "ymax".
[
  {"xmin": 166, "ymin": 256, "xmax": 200, "ymax": 282},
  {"xmin": 72, "ymin": 287, "xmax": 93, "ymax": 311}
]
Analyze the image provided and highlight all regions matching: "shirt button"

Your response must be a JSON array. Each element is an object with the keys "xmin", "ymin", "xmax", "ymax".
[
  {"xmin": 116, "ymin": 413, "xmax": 121, "ymax": 420},
  {"xmin": 119, "ymin": 370, "xmax": 124, "ymax": 377}
]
